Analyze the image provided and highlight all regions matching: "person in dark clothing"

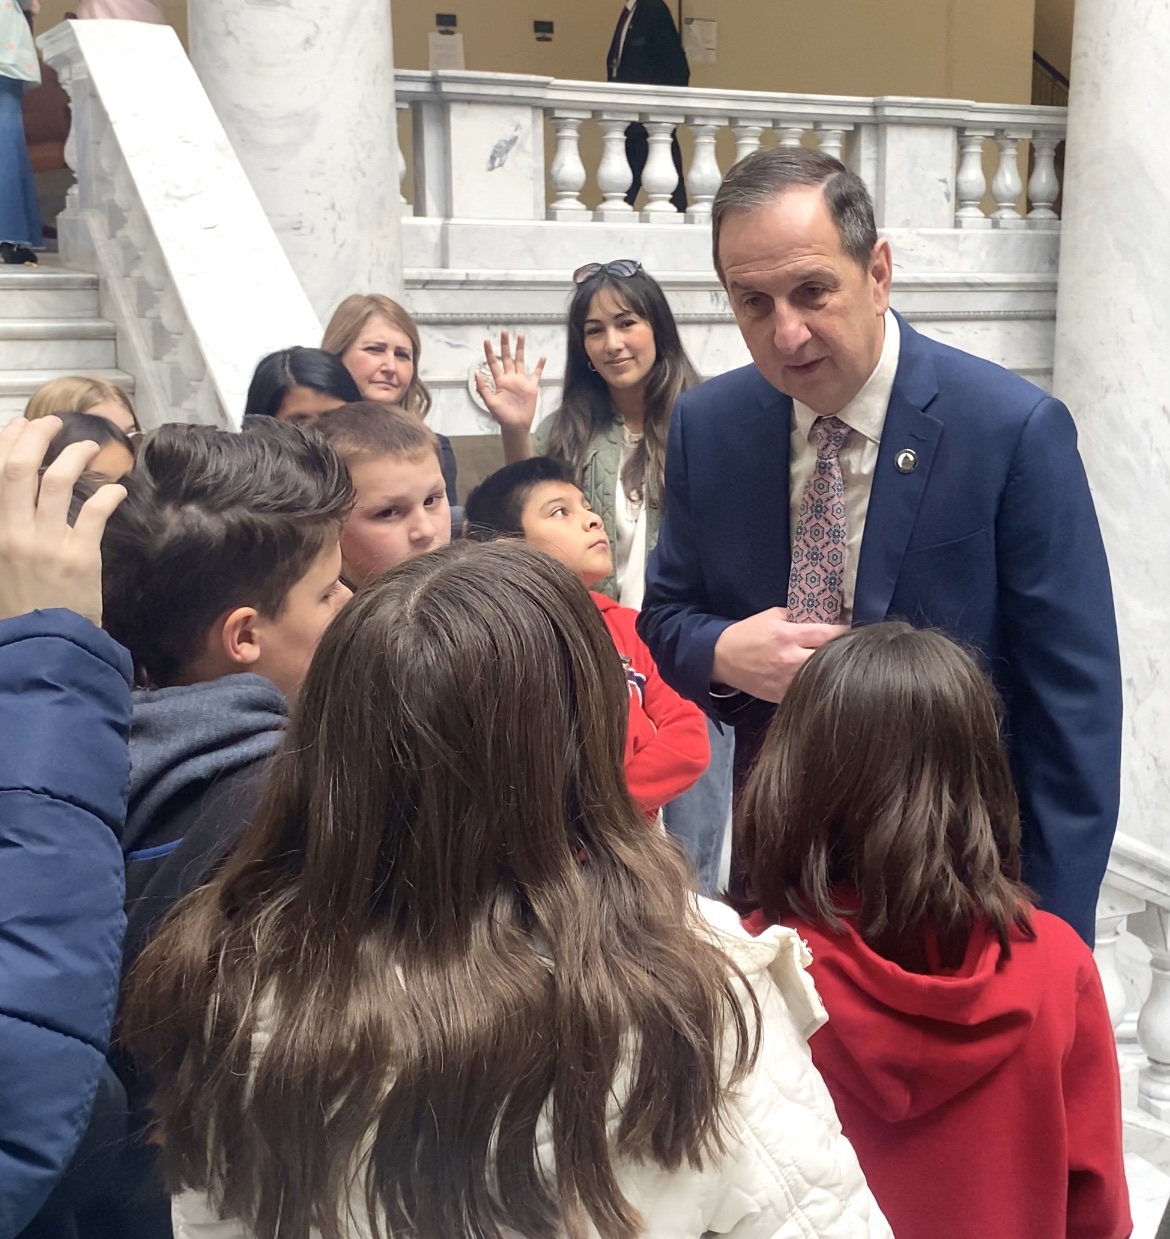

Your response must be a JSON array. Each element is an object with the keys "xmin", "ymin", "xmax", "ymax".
[
  {"xmin": 0, "ymin": 416, "xmax": 130, "ymax": 1237},
  {"xmin": 607, "ymin": 0, "xmax": 690, "ymax": 212}
]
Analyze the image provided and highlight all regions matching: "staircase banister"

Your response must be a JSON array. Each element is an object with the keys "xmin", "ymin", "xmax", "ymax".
[{"xmin": 1106, "ymin": 831, "xmax": 1170, "ymax": 913}]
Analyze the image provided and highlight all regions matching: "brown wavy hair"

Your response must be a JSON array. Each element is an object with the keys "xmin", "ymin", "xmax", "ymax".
[
  {"xmin": 739, "ymin": 622, "xmax": 1034, "ymax": 971},
  {"xmin": 321, "ymin": 293, "xmax": 432, "ymax": 420},
  {"xmin": 545, "ymin": 267, "xmax": 699, "ymax": 510},
  {"xmin": 122, "ymin": 541, "xmax": 757, "ymax": 1239}
]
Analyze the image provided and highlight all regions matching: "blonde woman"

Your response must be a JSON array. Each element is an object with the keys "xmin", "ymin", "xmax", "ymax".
[
  {"xmin": 322, "ymin": 293, "xmax": 457, "ymax": 503},
  {"xmin": 24, "ymin": 375, "xmax": 138, "ymax": 435}
]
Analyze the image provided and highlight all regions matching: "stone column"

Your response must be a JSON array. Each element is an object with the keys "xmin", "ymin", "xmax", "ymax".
[
  {"xmin": 188, "ymin": 0, "xmax": 401, "ymax": 324},
  {"xmin": 1052, "ymin": 0, "xmax": 1170, "ymax": 852}
]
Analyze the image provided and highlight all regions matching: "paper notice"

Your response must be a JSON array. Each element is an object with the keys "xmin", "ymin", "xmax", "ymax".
[
  {"xmin": 682, "ymin": 17, "xmax": 717, "ymax": 66},
  {"xmin": 428, "ymin": 31, "xmax": 466, "ymax": 71}
]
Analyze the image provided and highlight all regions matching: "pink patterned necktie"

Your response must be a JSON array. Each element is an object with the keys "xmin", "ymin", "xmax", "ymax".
[{"xmin": 788, "ymin": 415, "xmax": 850, "ymax": 623}]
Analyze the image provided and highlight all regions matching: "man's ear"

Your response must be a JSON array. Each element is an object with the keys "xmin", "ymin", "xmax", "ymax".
[
  {"xmin": 870, "ymin": 238, "xmax": 893, "ymax": 313},
  {"xmin": 219, "ymin": 606, "xmax": 262, "ymax": 669}
]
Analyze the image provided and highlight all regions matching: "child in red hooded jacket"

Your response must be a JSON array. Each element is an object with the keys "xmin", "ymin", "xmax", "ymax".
[
  {"xmin": 740, "ymin": 621, "xmax": 1130, "ymax": 1239},
  {"xmin": 465, "ymin": 457, "xmax": 708, "ymax": 818}
]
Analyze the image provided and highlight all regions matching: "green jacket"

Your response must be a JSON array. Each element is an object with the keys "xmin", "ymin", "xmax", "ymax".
[{"xmin": 534, "ymin": 417, "xmax": 661, "ymax": 600}]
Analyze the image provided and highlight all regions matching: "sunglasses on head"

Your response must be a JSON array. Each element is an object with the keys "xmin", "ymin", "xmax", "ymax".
[{"xmin": 572, "ymin": 259, "xmax": 643, "ymax": 284}]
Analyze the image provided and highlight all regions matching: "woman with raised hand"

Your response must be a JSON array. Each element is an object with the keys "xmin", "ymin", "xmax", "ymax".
[
  {"xmin": 323, "ymin": 293, "xmax": 458, "ymax": 504},
  {"xmin": 477, "ymin": 260, "xmax": 730, "ymax": 896},
  {"xmin": 123, "ymin": 540, "xmax": 890, "ymax": 1239}
]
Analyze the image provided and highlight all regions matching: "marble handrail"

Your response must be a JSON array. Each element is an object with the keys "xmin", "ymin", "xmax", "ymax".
[
  {"xmin": 395, "ymin": 70, "xmax": 1067, "ymax": 230},
  {"xmin": 37, "ymin": 20, "xmax": 321, "ymax": 429},
  {"xmin": 1097, "ymin": 833, "xmax": 1170, "ymax": 1123}
]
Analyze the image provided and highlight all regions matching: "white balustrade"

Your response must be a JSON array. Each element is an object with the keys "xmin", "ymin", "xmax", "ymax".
[
  {"xmin": 991, "ymin": 129, "xmax": 1027, "ymax": 227},
  {"xmin": 640, "ymin": 115, "xmax": 685, "ymax": 221},
  {"xmin": 685, "ymin": 119, "xmax": 723, "ymax": 223},
  {"xmin": 1096, "ymin": 833, "xmax": 1170, "ymax": 1131},
  {"xmin": 393, "ymin": 72, "xmax": 1067, "ymax": 233},
  {"xmin": 549, "ymin": 111, "xmax": 589, "ymax": 220},
  {"xmin": 595, "ymin": 111, "xmax": 637, "ymax": 221}
]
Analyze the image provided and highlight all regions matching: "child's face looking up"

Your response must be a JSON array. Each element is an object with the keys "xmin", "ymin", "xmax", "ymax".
[
  {"xmin": 340, "ymin": 449, "xmax": 451, "ymax": 586},
  {"xmin": 520, "ymin": 481, "xmax": 613, "ymax": 587}
]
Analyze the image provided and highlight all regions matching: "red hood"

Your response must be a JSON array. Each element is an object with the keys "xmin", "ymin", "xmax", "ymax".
[
  {"xmin": 591, "ymin": 592, "xmax": 620, "ymax": 614},
  {"xmin": 784, "ymin": 914, "xmax": 1038, "ymax": 1124}
]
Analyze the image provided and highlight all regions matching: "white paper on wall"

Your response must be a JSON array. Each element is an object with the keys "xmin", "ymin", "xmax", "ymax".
[
  {"xmin": 428, "ymin": 31, "xmax": 466, "ymax": 71},
  {"xmin": 682, "ymin": 17, "xmax": 717, "ymax": 65}
]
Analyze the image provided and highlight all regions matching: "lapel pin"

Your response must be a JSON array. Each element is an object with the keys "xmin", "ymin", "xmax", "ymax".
[{"xmin": 895, "ymin": 449, "xmax": 918, "ymax": 474}]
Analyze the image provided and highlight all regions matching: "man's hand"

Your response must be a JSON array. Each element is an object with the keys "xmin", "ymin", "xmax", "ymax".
[
  {"xmin": 0, "ymin": 417, "xmax": 127, "ymax": 626},
  {"xmin": 712, "ymin": 608, "xmax": 847, "ymax": 704}
]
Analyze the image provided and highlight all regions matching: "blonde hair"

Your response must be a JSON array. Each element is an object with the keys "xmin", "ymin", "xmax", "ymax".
[
  {"xmin": 321, "ymin": 294, "xmax": 432, "ymax": 420},
  {"xmin": 24, "ymin": 376, "xmax": 138, "ymax": 428}
]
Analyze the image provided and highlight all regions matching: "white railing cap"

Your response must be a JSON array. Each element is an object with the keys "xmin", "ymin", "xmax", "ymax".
[{"xmin": 1106, "ymin": 831, "xmax": 1170, "ymax": 912}]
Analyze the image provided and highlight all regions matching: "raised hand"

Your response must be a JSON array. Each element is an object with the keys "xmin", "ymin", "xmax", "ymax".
[
  {"xmin": 474, "ymin": 331, "xmax": 547, "ymax": 432},
  {"xmin": 0, "ymin": 417, "xmax": 127, "ymax": 626}
]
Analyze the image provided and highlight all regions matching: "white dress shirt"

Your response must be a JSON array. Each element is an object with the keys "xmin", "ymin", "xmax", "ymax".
[{"xmin": 788, "ymin": 309, "xmax": 901, "ymax": 623}]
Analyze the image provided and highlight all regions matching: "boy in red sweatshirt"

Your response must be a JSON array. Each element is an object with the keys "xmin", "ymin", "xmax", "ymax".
[{"xmin": 465, "ymin": 456, "xmax": 709, "ymax": 817}]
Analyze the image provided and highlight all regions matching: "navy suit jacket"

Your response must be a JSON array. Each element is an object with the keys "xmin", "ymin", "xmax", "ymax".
[{"xmin": 638, "ymin": 315, "xmax": 1122, "ymax": 943}]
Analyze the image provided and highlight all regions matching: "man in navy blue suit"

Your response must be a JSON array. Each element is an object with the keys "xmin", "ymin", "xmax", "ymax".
[{"xmin": 637, "ymin": 147, "xmax": 1121, "ymax": 943}]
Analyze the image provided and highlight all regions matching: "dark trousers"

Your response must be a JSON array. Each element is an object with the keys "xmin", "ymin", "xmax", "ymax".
[{"xmin": 624, "ymin": 122, "xmax": 687, "ymax": 213}]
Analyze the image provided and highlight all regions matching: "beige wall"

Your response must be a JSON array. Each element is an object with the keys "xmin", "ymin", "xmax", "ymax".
[
  {"xmin": 1034, "ymin": 0, "xmax": 1074, "ymax": 78},
  {"xmin": 30, "ymin": 0, "xmax": 1036, "ymax": 104},
  {"xmin": 392, "ymin": 0, "xmax": 1035, "ymax": 103}
]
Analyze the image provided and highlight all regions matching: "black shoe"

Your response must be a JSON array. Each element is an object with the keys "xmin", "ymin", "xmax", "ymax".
[{"xmin": 0, "ymin": 243, "xmax": 38, "ymax": 266}]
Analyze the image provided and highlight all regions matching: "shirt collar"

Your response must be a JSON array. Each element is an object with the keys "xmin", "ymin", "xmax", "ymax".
[{"xmin": 793, "ymin": 309, "xmax": 901, "ymax": 445}]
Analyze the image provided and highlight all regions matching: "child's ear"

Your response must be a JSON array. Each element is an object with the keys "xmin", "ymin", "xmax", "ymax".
[{"xmin": 219, "ymin": 606, "xmax": 263, "ymax": 669}]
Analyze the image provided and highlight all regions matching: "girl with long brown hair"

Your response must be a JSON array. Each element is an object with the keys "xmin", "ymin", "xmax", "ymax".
[
  {"xmin": 741, "ymin": 621, "xmax": 1129, "ymax": 1239},
  {"xmin": 122, "ymin": 541, "xmax": 888, "ymax": 1239}
]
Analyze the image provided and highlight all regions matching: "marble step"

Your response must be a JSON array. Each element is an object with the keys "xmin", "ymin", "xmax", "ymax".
[
  {"xmin": 1127, "ymin": 1151, "xmax": 1170, "ymax": 1238},
  {"xmin": 0, "ymin": 268, "xmax": 100, "ymax": 319},
  {"xmin": 0, "ymin": 368, "xmax": 135, "ymax": 420},
  {"xmin": 0, "ymin": 319, "xmax": 118, "ymax": 371}
]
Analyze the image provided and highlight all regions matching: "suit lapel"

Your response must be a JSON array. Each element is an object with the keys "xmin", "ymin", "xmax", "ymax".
[{"xmin": 853, "ymin": 319, "xmax": 942, "ymax": 626}]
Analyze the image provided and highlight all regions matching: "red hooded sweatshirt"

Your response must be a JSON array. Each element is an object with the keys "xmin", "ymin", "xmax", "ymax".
[
  {"xmin": 746, "ymin": 907, "xmax": 1131, "ymax": 1239},
  {"xmin": 591, "ymin": 593, "xmax": 709, "ymax": 817}
]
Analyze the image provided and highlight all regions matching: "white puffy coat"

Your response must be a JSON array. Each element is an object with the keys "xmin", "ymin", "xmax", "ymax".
[{"xmin": 172, "ymin": 898, "xmax": 892, "ymax": 1239}]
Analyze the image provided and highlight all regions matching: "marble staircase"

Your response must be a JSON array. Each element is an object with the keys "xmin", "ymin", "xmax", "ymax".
[{"xmin": 0, "ymin": 262, "xmax": 134, "ymax": 420}]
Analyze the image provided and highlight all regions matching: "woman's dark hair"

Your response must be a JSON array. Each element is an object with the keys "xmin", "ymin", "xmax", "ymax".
[
  {"xmin": 464, "ymin": 455, "xmax": 576, "ymax": 539},
  {"xmin": 544, "ymin": 267, "xmax": 699, "ymax": 509},
  {"xmin": 99, "ymin": 420, "xmax": 353, "ymax": 688},
  {"xmin": 43, "ymin": 411, "xmax": 135, "ymax": 468},
  {"xmin": 122, "ymin": 541, "xmax": 758, "ymax": 1239},
  {"xmin": 243, "ymin": 346, "xmax": 362, "ymax": 419},
  {"xmin": 739, "ymin": 622, "xmax": 1034, "ymax": 971}
]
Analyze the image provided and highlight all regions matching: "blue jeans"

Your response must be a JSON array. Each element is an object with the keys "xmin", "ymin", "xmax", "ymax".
[
  {"xmin": 0, "ymin": 75, "xmax": 43, "ymax": 248},
  {"xmin": 663, "ymin": 716, "xmax": 733, "ymax": 896}
]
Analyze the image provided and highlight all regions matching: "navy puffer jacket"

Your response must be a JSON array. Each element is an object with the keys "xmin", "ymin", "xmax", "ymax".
[{"xmin": 0, "ymin": 609, "xmax": 131, "ymax": 1239}]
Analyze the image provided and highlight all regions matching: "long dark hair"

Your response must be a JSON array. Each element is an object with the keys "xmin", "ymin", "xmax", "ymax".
[
  {"xmin": 544, "ymin": 267, "xmax": 698, "ymax": 508},
  {"xmin": 243, "ymin": 346, "xmax": 362, "ymax": 418},
  {"xmin": 740, "ymin": 622, "xmax": 1034, "ymax": 971},
  {"xmin": 122, "ymin": 541, "xmax": 757, "ymax": 1239}
]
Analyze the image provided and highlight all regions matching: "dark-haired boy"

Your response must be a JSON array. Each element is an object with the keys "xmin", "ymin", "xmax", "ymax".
[
  {"xmin": 465, "ymin": 456, "xmax": 709, "ymax": 820},
  {"xmin": 99, "ymin": 418, "xmax": 354, "ymax": 957}
]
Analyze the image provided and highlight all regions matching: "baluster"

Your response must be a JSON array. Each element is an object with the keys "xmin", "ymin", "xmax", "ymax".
[
  {"xmin": 1096, "ymin": 907, "xmax": 1136, "ymax": 1034},
  {"xmin": 640, "ymin": 115, "xmax": 684, "ymax": 222},
  {"xmin": 991, "ymin": 129, "xmax": 1027, "ymax": 227},
  {"xmin": 548, "ymin": 111, "xmax": 589, "ymax": 221},
  {"xmin": 685, "ymin": 119, "xmax": 722, "ymax": 223},
  {"xmin": 731, "ymin": 119, "xmax": 764, "ymax": 165},
  {"xmin": 775, "ymin": 122, "xmax": 812, "ymax": 148},
  {"xmin": 395, "ymin": 101, "xmax": 408, "ymax": 205},
  {"xmin": 955, "ymin": 128, "xmax": 993, "ymax": 228},
  {"xmin": 595, "ymin": 111, "xmax": 637, "ymax": 221},
  {"xmin": 815, "ymin": 124, "xmax": 851, "ymax": 163},
  {"xmin": 1028, "ymin": 131, "xmax": 1061, "ymax": 224},
  {"xmin": 1132, "ymin": 905, "xmax": 1170, "ymax": 1120}
]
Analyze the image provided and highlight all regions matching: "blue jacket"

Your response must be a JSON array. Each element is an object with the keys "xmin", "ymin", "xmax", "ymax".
[
  {"xmin": 638, "ymin": 315, "xmax": 1122, "ymax": 945},
  {"xmin": 0, "ymin": 609, "xmax": 131, "ymax": 1238}
]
